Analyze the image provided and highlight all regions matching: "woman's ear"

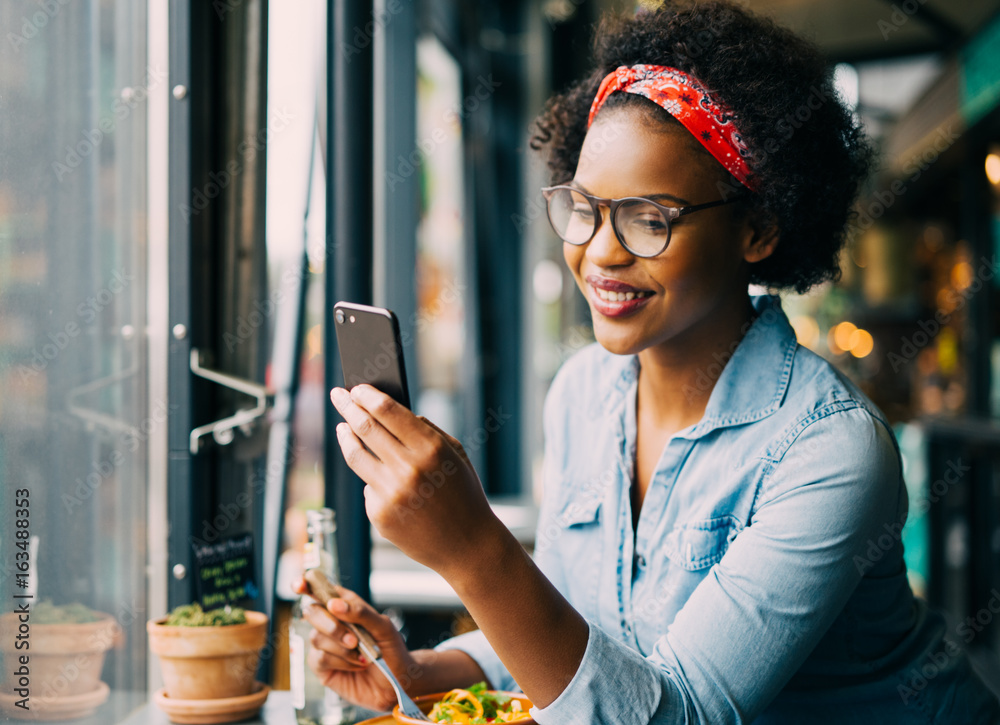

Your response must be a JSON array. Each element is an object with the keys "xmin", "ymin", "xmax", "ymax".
[{"xmin": 741, "ymin": 208, "xmax": 780, "ymax": 264}]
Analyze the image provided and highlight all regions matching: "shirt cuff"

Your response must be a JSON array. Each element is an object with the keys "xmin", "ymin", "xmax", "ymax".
[
  {"xmin": 433, "ymin": 629, "xmax": 519, "ymax": 693},
  {"xmin": 530, "ymin": 621, "xmax": 664, "ymax": 724}
]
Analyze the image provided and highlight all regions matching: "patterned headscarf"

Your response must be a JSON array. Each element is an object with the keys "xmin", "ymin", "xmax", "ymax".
[{"xmin": 588, "ymin": 64, "xmax": 757, "ymax": 191}]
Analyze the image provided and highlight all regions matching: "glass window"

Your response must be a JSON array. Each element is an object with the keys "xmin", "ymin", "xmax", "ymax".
[
  {"xmin": 413, "ymin": 35, "xmax": 469, "ymax": 437},
  {"xmin": 0, "ymin": 0, "xmax": 150, "ymax": 718}
]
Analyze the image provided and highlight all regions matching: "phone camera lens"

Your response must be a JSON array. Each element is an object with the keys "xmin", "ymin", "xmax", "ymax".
[{"xmin": 335, "ymin": 309, "xmax": 345, "ymax": 324}]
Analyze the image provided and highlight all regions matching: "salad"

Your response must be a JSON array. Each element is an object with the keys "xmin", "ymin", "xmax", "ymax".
[{"xmin": 427, "ymin": 682, "xmax": 531, "ymax": 723}]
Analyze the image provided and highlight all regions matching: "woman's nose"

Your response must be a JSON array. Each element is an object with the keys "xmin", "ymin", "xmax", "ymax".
[{"xmin": 586, "ymin": 207, "xmax": 633, "ymax": 266}]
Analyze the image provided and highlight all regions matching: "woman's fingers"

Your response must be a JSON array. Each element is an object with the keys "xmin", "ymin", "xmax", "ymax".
[
  {"xmin": 334, "ymin": 421, "xmax": 384, "ymax": 484},
  {"xmin": 302, "ymin": 603, "xmax": 366, "ymax": 668},
  {"xmin": 309, "ymin": 626, "xmax": 363, "ymax": 661},
  {"xmin": 300, "ymin": 586, "xmax": 401, "ymax": 661},
  {"xmin": 331, "ymin": 386, "xmax": 407, "ymax": 465},
  {"xmin": 326, "ymin": 586, "xmax": 399, "ymax": 644},
  {"xmin": 301, "ymin": 601, "xmax": 348, "ymax": 640},
  {"xmin": 338, "ymin": 385, "xmax": 428, "ymax": 448},
  {"xmin": 308, "ymin": 632, "xmax": 367, "ymax": 673}
]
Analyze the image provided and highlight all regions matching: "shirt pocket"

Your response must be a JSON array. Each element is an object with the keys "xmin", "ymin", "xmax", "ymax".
[
  {"xmin": 664, "ymin": 515, "xmax": 742, "ymax": 571},
  {"xmin": 552, "ymin": 493, "xmax": 603, "ymax": 619},
  {"xmin": 633, "ymin": 516, "xmax": 743, "ymax": 644}
]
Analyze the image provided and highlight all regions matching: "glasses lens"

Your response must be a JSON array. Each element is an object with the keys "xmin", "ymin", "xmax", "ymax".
[
  {"xmin": 616, "ymin": 199, "xmax": 670, "ymax": 256},
  {"xmin": 546, "ymin": 188, "xmax": 596, "ymax": 244}
]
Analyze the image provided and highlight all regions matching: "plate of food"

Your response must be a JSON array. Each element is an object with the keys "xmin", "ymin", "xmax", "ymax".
[{"xmin": 391, "ymin": 682, "xmax": 535, "ymax": 724}]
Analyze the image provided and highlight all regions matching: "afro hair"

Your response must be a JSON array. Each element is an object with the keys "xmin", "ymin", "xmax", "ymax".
[{"xmin": 531, "ymin": 0, "xmax": 875, "ymax": 294}]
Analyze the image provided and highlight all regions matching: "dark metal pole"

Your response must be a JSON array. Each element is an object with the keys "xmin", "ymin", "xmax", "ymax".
[
  {"xmin": 374, "ymin": 0, "xmax": 418, "ymax": 389},
  {"xmin": 167, "ymin": 0, "xmax": 197, "ymax": 609},
  {"xmin": 325, "ymin": 0, "xmax": 374, "ymax": 601}
]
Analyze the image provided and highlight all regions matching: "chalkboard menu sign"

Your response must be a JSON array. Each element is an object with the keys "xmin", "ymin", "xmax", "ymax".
[{"xmin": 191, "ymin": 533, "xmax": 259, "ymax": 608}]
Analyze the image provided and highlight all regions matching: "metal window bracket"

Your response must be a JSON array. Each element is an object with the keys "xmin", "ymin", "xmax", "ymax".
[
  {"xmin": 67, "ymin": 363, "xmax": 140, "ymax": 437},
  {"xmin": 189, "ymin": 348, "xmax": 270, "ymax": 454}
]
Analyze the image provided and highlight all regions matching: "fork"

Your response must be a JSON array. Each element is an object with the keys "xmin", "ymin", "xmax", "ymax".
[{"xmin": 304, "ymin": 569, "xmax": 432, "ymax": 721}]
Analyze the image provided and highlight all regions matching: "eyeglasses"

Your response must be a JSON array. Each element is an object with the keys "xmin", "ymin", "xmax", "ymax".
[{"xmin": 541, "ymin": 185, "xmax": 743, "ymax": 258}]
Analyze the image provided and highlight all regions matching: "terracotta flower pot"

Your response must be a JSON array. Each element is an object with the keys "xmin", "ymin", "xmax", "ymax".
[
  {"xmin": 0, "ymin": 612, "xmax": 119, "ymax": 699},
  {"xmin": 147, "ymin": 611, "xmax": 268, "ymax": 701}
]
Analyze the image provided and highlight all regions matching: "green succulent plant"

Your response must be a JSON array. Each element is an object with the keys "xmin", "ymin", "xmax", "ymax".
[
  {"xmin": 32, "ymin": 600, "xmax": 102, "ymax": 624},
  {"xmin": 163, "ymin": 602, "xmax": 247, "ymax": 626}
]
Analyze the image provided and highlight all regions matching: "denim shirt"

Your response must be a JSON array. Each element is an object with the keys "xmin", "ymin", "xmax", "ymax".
[{"xmin": 436, "ymin": 294, "xmax": 999, "ymax": 724}]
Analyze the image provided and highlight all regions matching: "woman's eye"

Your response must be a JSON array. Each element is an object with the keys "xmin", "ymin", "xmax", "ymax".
[
  {"xmin": 629, "ymin": 217, "xmax": 667, "ymax": 232},
  {"xmin": 572, "ymin": 206, "xmax": 594, "ymax": 218}
]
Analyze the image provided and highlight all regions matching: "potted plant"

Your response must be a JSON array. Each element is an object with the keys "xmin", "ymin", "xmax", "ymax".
[
  {"xmin": 147, "ymin": 603, "xmax": 268, "ymax": 701},
  {"xmin": 0, "ymin": 600, "xmax": 119, "ymax": 720}
]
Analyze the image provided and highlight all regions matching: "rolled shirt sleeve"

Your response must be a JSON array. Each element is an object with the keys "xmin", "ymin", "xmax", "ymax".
[
  {"xmin": 433, "ymin": 629, "xmax": 519, "ymax": 693},
  {"xmin": 530, "ymin": 621, "xmax": 664, "ymax": 722}
]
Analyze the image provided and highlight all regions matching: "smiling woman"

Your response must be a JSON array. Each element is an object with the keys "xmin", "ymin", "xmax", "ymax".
[{"xmin": 295, "ymin": 2, "xmax": 1000, "ymax": 724}]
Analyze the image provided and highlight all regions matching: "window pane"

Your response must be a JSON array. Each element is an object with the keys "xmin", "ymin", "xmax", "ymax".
[
  {"xmin": 0, "ymin": 0, "xmax": 150, "ymax": 719},
  {"xmin": 414, "ymin": 36, "xmax": 468, "ymax": 436}
]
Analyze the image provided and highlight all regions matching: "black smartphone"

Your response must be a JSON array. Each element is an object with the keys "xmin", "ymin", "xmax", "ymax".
[{"xmin": 333, "ymin": 301, "xmax": 411, "ymax": 409}]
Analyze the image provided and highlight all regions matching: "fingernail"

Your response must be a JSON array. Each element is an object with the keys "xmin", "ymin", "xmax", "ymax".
[
  {"xmin": 331, "ymin": 387, "xmax": 349, "ymax": 405},
  {"xmin": 328, "ymin": 598, "xmax": 348, "ymax": 613},
  {"xmin": 342, "ymin": 634, "xmax": 356, "ymax": 647}
]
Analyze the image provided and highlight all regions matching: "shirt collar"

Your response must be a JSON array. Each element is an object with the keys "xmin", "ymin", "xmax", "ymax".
[{"xmin": 600, "ymin": 294, "xmax": 798, "ymax": 440}]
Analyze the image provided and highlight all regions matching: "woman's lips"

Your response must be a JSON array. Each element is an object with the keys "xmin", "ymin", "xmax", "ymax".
[{"xmin": 587, "ymin": 283, "xmax": 654, "ymax": 318}]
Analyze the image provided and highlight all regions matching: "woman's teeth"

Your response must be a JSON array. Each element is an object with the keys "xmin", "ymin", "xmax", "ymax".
[{"xmin": 594, "ymin": 287, "xmax": 652, "ymax": 302}]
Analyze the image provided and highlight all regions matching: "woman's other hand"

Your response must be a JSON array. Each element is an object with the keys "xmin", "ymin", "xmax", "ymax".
[{"xmin": 292, "ymin": 578, "xmax": 415, "ymax": 712}]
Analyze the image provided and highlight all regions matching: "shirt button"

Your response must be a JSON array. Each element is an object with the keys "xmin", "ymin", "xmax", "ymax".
[{"xmin": 636, "ymin": 554, "xmax": 647, "ymax": 568}]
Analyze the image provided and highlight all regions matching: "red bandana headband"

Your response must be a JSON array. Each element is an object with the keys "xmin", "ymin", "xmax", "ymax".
[{"xmin": 588, "ymin": 64, "xmax": 757, "ymax": 191}]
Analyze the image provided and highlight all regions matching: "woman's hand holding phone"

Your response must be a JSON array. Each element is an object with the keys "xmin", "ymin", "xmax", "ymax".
[{"xmin": 329, "ymin": 384, "xmax": 507, "ymax": 580}]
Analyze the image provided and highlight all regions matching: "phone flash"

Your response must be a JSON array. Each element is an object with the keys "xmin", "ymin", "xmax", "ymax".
[{"xmin": 349, "ymin": 315, "xmax": 355, "ymax": 323}]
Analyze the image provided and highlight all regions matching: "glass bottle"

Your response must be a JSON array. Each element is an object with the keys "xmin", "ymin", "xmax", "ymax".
[{"xmin": 290, "ymin": 508, "xmax": 354, "ymax": 725}]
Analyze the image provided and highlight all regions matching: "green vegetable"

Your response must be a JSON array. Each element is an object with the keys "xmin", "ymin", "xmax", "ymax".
[
  {"xmin": 164, "ymin": 602, "xmax": 247, "ymax": 626},
  {"xmin": 466, "ymin": 682, "xmax": 511, "ymax": 723}
]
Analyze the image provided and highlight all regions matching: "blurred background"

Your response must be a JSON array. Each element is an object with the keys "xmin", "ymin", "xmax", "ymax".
[{"xmin": 1, "ymin": 0, "xmax": 1000, "ymax": 720}]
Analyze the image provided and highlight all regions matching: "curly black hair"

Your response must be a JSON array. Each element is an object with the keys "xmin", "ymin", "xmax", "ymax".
[{"xmin": 531, "ymin": 0, "xmax": 875, "ymax": 294}]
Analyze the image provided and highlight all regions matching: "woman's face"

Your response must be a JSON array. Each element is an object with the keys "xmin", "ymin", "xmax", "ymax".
[{"xmin": 563, "ymin": 108, "xmax": 769, "ymax": 357}]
